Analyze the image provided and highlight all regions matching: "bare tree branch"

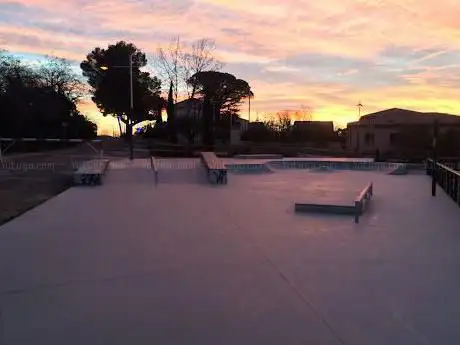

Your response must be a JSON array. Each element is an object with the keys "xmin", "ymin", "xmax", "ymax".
[
  {"xmin": 182, "ymin": 38, "xmax": 224, "ymax": 99},
  {"xmin": 155, "ymin": 37, "xmax": 223, "ymax": 102},
  {"xmin": 155, "ymin": 36, "xmax": 183, "ymax": 102},
  {"xmin": 39, "ymin": 56, "xmax": 85, "ymax": 103}
]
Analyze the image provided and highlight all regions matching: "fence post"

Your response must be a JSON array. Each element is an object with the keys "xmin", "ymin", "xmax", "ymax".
[{"xmin": 432, "ymin": 120, "xmax": 439, "ymax": 196}]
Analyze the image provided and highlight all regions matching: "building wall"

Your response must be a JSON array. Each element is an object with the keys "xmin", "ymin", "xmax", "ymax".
[
  {"xmin": 348, "ymin": 125, "xmax": 399, "ymax": 154},
  {"xmin": 175, "ymin": 99, "xmax": 249, "ymax": 144},
  {"xmin": 175, "ymin": 101, "xmax": 203, "ymax": 119},
  {"xmin": 347, "ymin": 117, "xmax": 460, "ymax": 154}
]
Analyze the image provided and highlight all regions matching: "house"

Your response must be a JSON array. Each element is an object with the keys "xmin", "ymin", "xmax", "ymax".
[
  {"xmin": 346, "ymin": 108, "xmax": 460, "ymax": 155},
  {"xmin": 174, "ymin": 99, "xmax": 248, "ymax": 144},
  {"xmin": 248, "ymin": 121, "xmax": 265, "ymax": 130},
  {"xmin": 175, "ymin": 98, "xmax": 203, "ymax": 119}
]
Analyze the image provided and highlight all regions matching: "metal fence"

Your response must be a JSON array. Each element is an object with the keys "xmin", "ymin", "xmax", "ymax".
[{"xmin": 426, "ymin": 159, "xmax": 460, "ymax": 205}]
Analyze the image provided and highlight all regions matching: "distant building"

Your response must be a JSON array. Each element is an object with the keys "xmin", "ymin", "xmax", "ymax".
[
  {"xmin": 347, "ymin": 108, "xmax": 460, "ymax": 155},
  {"xmin": 293, "ymin": 121, "xmax": 334, "ymax": 135}
]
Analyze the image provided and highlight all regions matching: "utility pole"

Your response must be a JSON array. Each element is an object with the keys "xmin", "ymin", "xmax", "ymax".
[{"xmin": 432, "ymin": 119, "xmax": 439, "ymax": 196}]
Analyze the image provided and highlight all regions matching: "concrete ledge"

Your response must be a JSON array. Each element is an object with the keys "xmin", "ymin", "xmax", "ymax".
[
  {"xmin": 200, "ymin": 152, "xmax": 228, "ymax": 185},
  {"xmin": 74, "ymin": 159, "xmax": 110, "ymax": 186},
  {"xmin": 295, "ymin": 203, "xmax": 356, "ymax": 214},
  {"xmin": 295, "ymin": 181, "xmax": 374, "ymax": 223}
]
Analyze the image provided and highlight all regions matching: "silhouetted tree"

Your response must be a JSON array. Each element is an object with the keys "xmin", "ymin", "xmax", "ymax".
[
  {"xmin": 80, "ymin": 41, "xmax": 162, "ymax": 141},
  {"xmin": 166, "ymin": 81, "xmax": 177, "ymax": 142},
  {"xmin": 335, "ymin": 128, "xmax": 347, "ymax": 148},
  {"xmin": 189, "ymin": 71, "xmax": 252, "ymax": 115},
  {"xmin": 187, "ymin": 71, "xmax": 252, "ymax": 145},
  {"xmin": 0, "ymin": 52, "xmax": 97, "ymax": 139},
  {"xmin": 176, "ymin": 115, "xmax": 201, "ymax": 144},
  {"xmin": 38, "ymin": 56, "xmax": 85, "ymax": 102},
  {"xmin": 276, "ymin": 111, "xmax": 292, "ymax": 141}
]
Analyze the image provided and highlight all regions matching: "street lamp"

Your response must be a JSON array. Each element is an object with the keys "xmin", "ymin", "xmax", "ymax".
[{"xmin": 100, "ymin": 53, "xmax": 135, "ymax": 160}]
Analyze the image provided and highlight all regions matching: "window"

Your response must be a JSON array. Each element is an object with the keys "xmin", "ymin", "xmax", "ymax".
[{"xmin": 364, "ymin": 132, "xmax": 374, "ymax": 146}]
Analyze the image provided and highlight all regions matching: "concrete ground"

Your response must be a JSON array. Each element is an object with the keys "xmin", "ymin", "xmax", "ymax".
[
  {"xmin": 0, "ymin": 146, "xmax": 101, "ymax": 225},
  {"xmin": 1, "ymin": 158, "xmax": 460, "ymax": 345},
  {"xmin": 0, "ymin": 139, "xmax": 144, "ymax": 225}
]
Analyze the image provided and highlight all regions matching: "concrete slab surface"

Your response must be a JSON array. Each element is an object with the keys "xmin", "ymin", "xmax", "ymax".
[{"xmin": 1, "ymin": 158, "xmax": 460, "ymax": 345}]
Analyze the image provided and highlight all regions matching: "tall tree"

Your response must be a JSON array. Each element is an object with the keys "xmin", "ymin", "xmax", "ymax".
[
  {"xmin": 187, "ymin": 71, "xmax": 252, "ymax": 146},
  {"xmin": 80, "ymin": 41, "xmax": 163, "ymax": 140},
  {"xmin": 188, "ymin": 71, "xmax": 252, "ymax": 113},
  {"xmin": 166, "ymin": 82, "xmax": 177, "ymax": 142}
]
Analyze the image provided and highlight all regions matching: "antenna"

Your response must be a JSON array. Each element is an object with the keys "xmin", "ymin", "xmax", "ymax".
[{"xmin": 357, "ymin": 101, "xmax": 363, "ymax": 118}]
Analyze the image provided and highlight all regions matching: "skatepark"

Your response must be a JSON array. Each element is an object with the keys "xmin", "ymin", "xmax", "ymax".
[{"xmin": 1, "ymin": 156, "xmax": 460, "ymax": 344}]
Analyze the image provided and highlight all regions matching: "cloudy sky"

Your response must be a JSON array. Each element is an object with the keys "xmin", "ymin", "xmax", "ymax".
[{"xmin": 2, "ymin": 0, "xmax": 460, "ymax": 132}]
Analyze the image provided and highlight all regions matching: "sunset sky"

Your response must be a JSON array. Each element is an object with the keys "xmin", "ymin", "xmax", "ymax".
[{"xmin": 2, "ymin": 0, "xmax": 460, "ymax": 133}]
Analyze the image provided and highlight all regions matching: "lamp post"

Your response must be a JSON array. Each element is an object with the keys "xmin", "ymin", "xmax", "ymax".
[{"xmin": 100, "ymin": 53, "xmax": 135, "ymax": 160}]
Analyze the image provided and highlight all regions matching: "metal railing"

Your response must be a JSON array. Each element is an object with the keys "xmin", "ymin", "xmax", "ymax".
[{"xmin": 426, "ymin": 159, "xmax": 460, "ymax": 205}]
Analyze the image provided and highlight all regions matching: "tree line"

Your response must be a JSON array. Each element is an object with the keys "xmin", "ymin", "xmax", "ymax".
[
  {"xmin": 80, "ymin": 39, "xmax": 253, "ymax": 147},
  {"xmin": 0, "ymin": 51, "xmax": 97, "ymax": 139},
  {"xmin": 240, "ymin": 110, "xmax": 344, "ymax": 145}
]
